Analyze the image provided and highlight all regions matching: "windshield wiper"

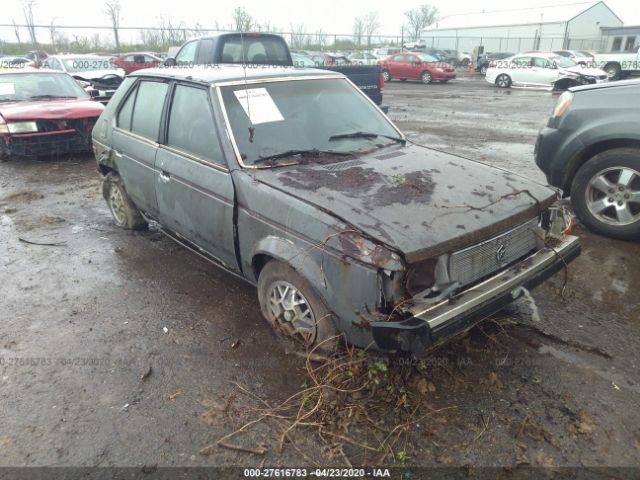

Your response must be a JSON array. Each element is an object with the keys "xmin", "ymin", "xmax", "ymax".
[
  {"xmin": 253, "ymin": 149, "xmax": 352, "ymax": 166},
  {"xmin": 29, "ymin": 95, "xmax": 77, "ymax": 99},
  {"xmin": 328, "ymin": 131, "xmax": 406, "ymax": 144}
]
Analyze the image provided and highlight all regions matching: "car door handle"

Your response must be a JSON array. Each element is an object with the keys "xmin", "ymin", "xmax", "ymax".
[{"xmin": 159, "ymin": 171, "xmax": 171, "ymax": 183}]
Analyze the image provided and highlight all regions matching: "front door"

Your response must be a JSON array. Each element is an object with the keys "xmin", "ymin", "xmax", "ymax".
[{"xmin": 155, "ymin": 83, "xmax": 238, "ymax": 269}]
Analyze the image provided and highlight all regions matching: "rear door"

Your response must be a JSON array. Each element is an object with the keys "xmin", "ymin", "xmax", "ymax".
[
  {"xmin": 112, "ymin": 79, "xmax": 169, "ymax": 219},
  {"xmin": 155, "ymin": 83, "xmax": 238, "ymax": 269}
]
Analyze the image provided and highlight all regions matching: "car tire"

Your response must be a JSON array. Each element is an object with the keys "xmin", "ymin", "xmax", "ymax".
[
  {"xmin": 480, "ymin": 65, "xmax": 488, "ymax": 75},
  {"xmin": 257, "ymin": 260, "xmax": 340, "ymax": 353},
  {"xmin": 495, "ymin": 74, "xmax": 512, "ymax": 88},
  {"xmin": 382, "ymin": 70, "xmax": 391, "ymax": 82},
  {"xmin": 603, "ymin": 62, "xmax": 621, "ymax": 80},
  {"xmin": 570, "ymin": 148, "xmax": 640, "ymax": 240},
  {"xmin": 102, "ymin": 172, "xmax": 148, "ymax": 230},
  {"xmin": 421, "ymin": 71, "xmax": 432, "ymax": 84},
  {"xmin": 461, "ymin": 58, "xmax": 470, "ymax": 66}
]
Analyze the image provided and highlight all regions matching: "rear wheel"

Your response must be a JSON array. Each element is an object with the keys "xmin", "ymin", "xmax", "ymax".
[
  {"xmin": 570, "ymin": 148, "xmax": 640, "ymax": 240},
  {"xmin": 257, "ymin": 261, "xmax": 340, "ymax": 353},
  {"xmin": 102, "ymin": 172, "xmax": 148, "ymax": 230},
  {"xmin": 382, "ymin": 69, "xmax": 391, "ymax": 82},
  {"xmin": 480, "ymin": 64, "xmax": 488, "ymax": 75},
  {"xmin": 421, "ymin": 71, "xmax": 432, "ymax": 84},
  {"xmin": 495, "ymin": 74, "xmax": 512, "ymax": 88}
]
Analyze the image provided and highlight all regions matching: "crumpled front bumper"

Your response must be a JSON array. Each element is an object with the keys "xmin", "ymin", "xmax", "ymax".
[{"xmin": 370, "ymin": 235, "xmax": 581, "ymax": 354}]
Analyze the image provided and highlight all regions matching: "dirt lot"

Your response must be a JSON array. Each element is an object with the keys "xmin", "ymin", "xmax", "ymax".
[{"xmin": 1, "ymin": 74, "xmax": 639, "ymax": 472}]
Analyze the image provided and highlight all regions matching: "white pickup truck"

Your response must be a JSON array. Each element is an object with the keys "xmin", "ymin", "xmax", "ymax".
[{"xmin": 594, "ymin": 46, "xmax": 640, "ymax": 80}]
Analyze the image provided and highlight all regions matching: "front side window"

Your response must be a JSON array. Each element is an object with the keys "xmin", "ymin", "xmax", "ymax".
[
  {"xmin": 167, "ymin": 85, "xmax": 224, "ymax": 164},
  {"xmin": 196, "ymin": 39, "xmax": 214, "ymax": 64},
  {"xmin": 220, "ymin": 79, "xmax": 401, "ymax": 167},
  {"xmin": 391, "ymin": 55, "xmax": 404, "ymax": 62},
  {"xmin": 612, "ymin": 37, "xmax": 623, "ymax": 51}
]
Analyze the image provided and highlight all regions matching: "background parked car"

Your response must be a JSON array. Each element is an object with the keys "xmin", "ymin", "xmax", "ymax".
[
  {"xmin": 310, "ymin": 53, "xmax": 352, "ymax": 66},
  {"xmin": 0, "ymin": 56, "xmax": 37, "ymax": 69},
  {"xmin": 477, "ymin": 52, "xmax": 514, "ymax": 75},
  {"xmin": 291, "ymin": 52, "xmax": 316, "ymax": 68},
  {"xmin": 110, "ymin": 52, "xmax": 162, "ymax": 74},
  {"xmin": 43, "ymin": 54, "xmax": 125, "ymax": 104},
  {"xmin": 535, "ymin": 79, "xmax": 640, "ymax": 240},
  {"xmin": 553, "ymin": 50, "xmax": 595, "ymax": 66},
  {"xmin": 0, "ymin": 69, "xmax": 104, "ymax": 158},
  {"xmin": 379, "ymin": 52, "xmax": 456, "ymax": 84},
  {"xmin": 347, "ymin": 52, "xmax": 379, "ymax": 65},
  {"xmin": 486, "ymin": 52, "xmax": 608, "ymax": 90}
]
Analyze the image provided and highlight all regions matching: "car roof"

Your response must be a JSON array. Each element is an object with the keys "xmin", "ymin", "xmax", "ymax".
[{"xmin": 130, "ymin": 65, "xmax": 342, "ymax": 84}]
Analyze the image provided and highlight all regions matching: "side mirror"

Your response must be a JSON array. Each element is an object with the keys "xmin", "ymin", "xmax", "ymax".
[{"xmin": 163, "ymin": 57, "xmax": 176, "ymax": 67}]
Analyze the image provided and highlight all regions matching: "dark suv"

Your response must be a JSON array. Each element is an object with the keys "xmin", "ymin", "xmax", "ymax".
[{"xmin": 535, "ymin": 79, "xmax": 640, "ymax": 240}]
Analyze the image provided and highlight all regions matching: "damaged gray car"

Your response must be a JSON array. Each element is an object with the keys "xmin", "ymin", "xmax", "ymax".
[{"xmin": 91, "ymin": 66, "xmax": 580, "ymax": 354}]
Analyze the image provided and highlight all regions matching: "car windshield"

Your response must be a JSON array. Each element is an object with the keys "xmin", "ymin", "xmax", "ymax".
[
  {"xmin": 416, "ymin": 53, "xmax": 438, "ymax": 62},
  {"xmin": 220, "ymin": 78, "xmax": 401, "ymax": 166},
  {"xmin": 0, "ymin": 72, "xmax": 88, "ymax": 102},
  {"xmin": 62, "ymin": 57, "xmax": 113, "ymax": 73},
  {"xmin": 551, "ymin": 56, "xmax": 577, "ymax": 68}
]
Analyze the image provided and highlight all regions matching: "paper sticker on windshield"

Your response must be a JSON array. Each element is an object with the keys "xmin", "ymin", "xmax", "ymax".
[
  {"xmin": 0, "ymin": 83, "xmax": 16, "ymax": 95},
  {"xmin": 233, "ymin": 88, "xmax": 284, "ymax": 124}
]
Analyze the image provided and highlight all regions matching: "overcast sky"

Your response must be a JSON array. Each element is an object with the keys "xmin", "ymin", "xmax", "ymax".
[{"xmin": 1, "ymin": 0, "xmax": 639, "ymax": 41}]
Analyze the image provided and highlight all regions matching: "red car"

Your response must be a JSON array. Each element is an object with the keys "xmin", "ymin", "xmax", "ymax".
[
  {"xmin": 110, "ymin": 52, "xmax": 162, "ymax": 74},
  {"xmin": 379, "ymin": 52, "xmax": 456, "ymax": 84},
  {"xmin": 0, "ymin": 70, "xmax": 105, "ymax": 158}
]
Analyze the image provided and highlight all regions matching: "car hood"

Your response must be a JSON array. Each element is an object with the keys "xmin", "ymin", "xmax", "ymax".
[
  {"xmin": 72, "ymin": 69, "xmax": 125, "ymax": 80},
  {"xmin": 562, "ymin": 66, "xmax": 607, "ymax": 76},
  {"xmin": 250, "ymin": 145, "xmax": 556, "ymax": 263},
  {"xmin": 0, "ymin": 99, "xmax": 105, "ymax": 121}
]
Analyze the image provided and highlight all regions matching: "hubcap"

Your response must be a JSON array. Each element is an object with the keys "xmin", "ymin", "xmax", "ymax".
[
  {"xmin": 586, "ymin": 166, "xmax": 640, "ymax": 226},
  {"xmin": 266, "ymin": 281, "xmax": 316, "ymax": 344},
  {"xmin": 109, "ymin": 186, "xmax": 127, "ymax": 226},
  {"xmin": 383, "ymin": 71, "xmax": 390, "ymax": 82},
  {"xmin": 497, "ymin": 75, "xmax": 508, "ymax": 87},
  {"xmin": 423, "ymin": 73, "xmax": 431, "ymax": 83},
  {"xmin": 605, "ymin": 66, "xmax": 617, "ymax": 78}
]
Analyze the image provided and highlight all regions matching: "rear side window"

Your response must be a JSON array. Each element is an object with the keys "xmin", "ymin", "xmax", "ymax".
[
  {"xmin": 117, "ymin": 80, "xmax": 168, "ymax": 141},
  {"xmin": 167, "ymin": 85, "xmax": 223, "ymax": 164}
]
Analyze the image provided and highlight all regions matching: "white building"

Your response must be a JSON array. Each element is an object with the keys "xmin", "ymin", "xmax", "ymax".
[{"xmin": 422, "ymin": 1, "xmax": 623, "ymax": 53}]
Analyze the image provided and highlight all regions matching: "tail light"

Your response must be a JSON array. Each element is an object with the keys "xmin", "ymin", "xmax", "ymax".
[{"xmin": 379, "ymin": 72, "xmax": 385, "ymax": 91}]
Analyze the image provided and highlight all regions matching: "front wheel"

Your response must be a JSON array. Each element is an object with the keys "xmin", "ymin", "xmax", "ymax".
[
  {"xmin": 102, "ymin": 172, "xmax": 148, "ymax": 230},
  {"xmin": 570, "ymin": 148, "xmax": 640, "ymax": 240},
  {"xmin": 495, "ymin": 74, "xmax": 512, "ymax": 88},
  {"xmin": 257, "ymin": 261, "xmax": 340, "ymax": 352},
  {"xmin": 382, "ymin": 69, "xmax": 391, "ymax": 82},
  {"xmin": 603, "ymin": 62, "xmax": 621, "ymax": 80},
  {"xmin": 421, "ymin": 71, "xmax": 432, "ymax": 84}
]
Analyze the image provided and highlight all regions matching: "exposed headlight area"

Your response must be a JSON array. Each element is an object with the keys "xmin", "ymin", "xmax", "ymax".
[
  {"xmin": 5, "ymin": 121, "xmax": 39, "ymax": 134},
  {"xmin": 552, "ymin": 91, "xmax": 574, "ymax": 118}
]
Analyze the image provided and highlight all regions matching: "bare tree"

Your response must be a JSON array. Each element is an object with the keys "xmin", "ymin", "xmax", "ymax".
[
  {"xmin": 232, "ymin": 7, "xmax": 253, "ymax": 31},
  {"xmin": 404, "ymin": 4, "xmax": 439, "ymax": 41},
  {"xmin": 104, "ymin": 0, "xmax": 121, "ymax": 51},
  {"xmin": 12, "ymin": 19, "xmax": 22, "ymax": 44},
  {"xmin": 289, "ymin": 23, "xmax": 307, "ymax": 50},
  {"xmin": 23, "ymin": 1, "xmax": 38, "ymax": 48},
  {"xmin": 362, "ymin": 11, "xmax": 380, "ymax": 48},
  {"xmin": 49, "ymin": 19, "xmax": 57, "ymax": 51},
  {"xmin": 352, "ymin": 17, "xmax": 364, "ymax": 46}
]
